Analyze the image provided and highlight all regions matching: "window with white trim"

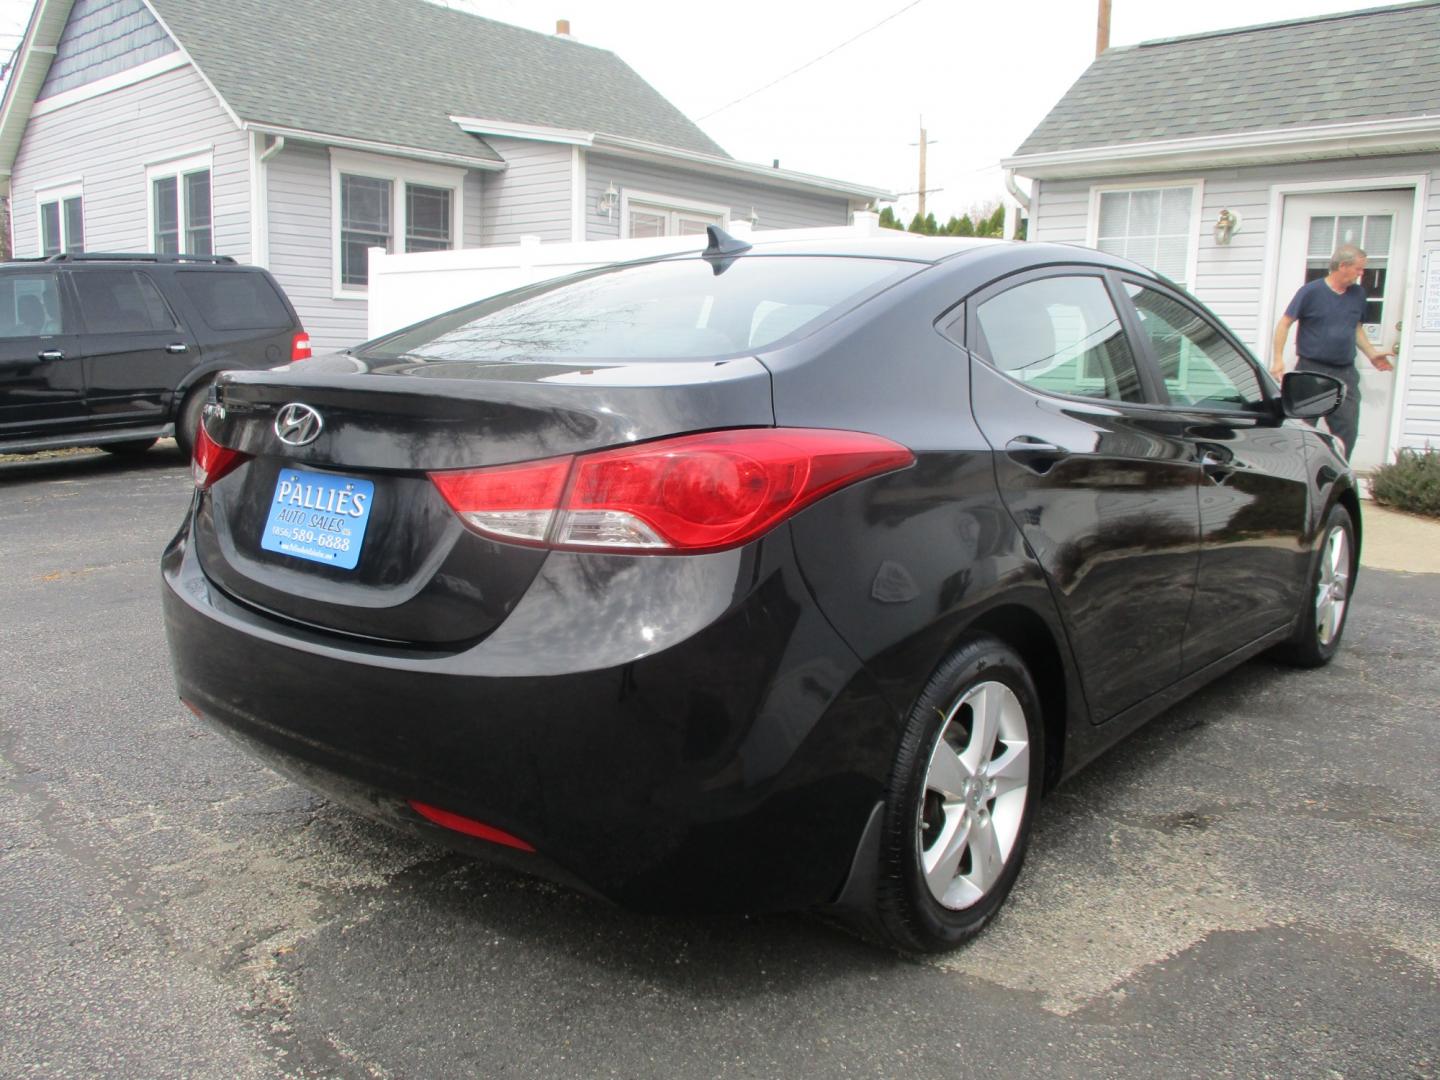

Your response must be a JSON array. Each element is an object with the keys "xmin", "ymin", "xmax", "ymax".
[
  {"xmin": 340, "ymin": 175, "xmax": 392, "ymax": 286},
  {"xmin": 36, "ymin": 184, "xmax": 85, "ymax": 255},
  {"xmin": 331, "ymin": 150, "xmax": 463, "ymax": 294},
  {"xmin": 147, "ymin": 154, "xmax": 213, "ymax": 255},
  {"xmin": 620, "ymin": 190, "xmax": 727, "ymax": 239},
  {"xmin": 1094, "ymin": 185, "xmax": 1197, "ymax": 289}
]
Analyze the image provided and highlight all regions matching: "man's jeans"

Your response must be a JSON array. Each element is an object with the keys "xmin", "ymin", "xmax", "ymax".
[{"xmin": 1297, "ymin": 357, "xmax": 1360, "ymax": 458}]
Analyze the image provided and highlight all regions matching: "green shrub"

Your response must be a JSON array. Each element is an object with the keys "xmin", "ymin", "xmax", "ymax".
[{"xmin": 1370, "ymin": 446, "xmax": 1440, "ymax": 518}]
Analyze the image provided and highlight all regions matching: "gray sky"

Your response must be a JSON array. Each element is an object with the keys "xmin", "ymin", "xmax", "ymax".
[
  {"xmin": 445, "ymin": 0, "xmax": 1403, "ymax": 222},
  {"xmin": 0, "ymin": 0, "xmax": 1406, "ymax": 222}
]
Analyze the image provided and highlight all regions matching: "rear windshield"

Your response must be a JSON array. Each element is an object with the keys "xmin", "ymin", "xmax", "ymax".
[
  {"xmin": 177, "ymin": 270, "xmax": 292, "ymax": 331},
  {"xmin": 362, "ymin": 255, "xmax": 918, "ymax": 363}
]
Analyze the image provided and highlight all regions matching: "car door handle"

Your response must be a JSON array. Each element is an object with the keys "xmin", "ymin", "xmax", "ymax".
[
  {"xmin": 166, "ymin": 343, "xmax": 189, "ymax": 354},
  {"xmin": 1005, "ymin": 435, "xmax": 1069, "ymax": 475},
  {"xmin": 37, "ymin": 349, "xmax": 64, "ymax": 361}
]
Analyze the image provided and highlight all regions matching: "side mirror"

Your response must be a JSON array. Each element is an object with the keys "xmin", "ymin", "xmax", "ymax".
[{"xmin": 1281, "ymin": 370, "xmax": 1344, "ymax": 419}]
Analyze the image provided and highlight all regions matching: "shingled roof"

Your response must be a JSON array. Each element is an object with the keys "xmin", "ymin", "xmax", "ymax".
[
  {"xmin": 1012, "ymin": 1, "xmax": 1440, "ymax": 158},
  {"xmin": 148, "ymin": 0, "xmax": 729, "ymax": 163}
]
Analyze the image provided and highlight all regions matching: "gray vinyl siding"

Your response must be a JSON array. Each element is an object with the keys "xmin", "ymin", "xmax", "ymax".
[
  {"xmin": 39, "ymin": 0, "xmax": 178, "ymax": 99},
  {"xmin": 11, "ymin": 62, "xmax": 249, "ymax": 260},
  {"xmin": 584, "ymin": 152, "xmax": 851, "ymax": 239},
  {"xmin": 264, "ymin": 142, "xmax": 366, "ymax": 352},
  {"xmin": 1027, "ymin": 179, "xmax": 1091, "ymax": 247},
  {"xmin": 1027, "ymin": 152, "xmax": 1440, "ymax": 448},
  {"xmin": 480, "ymin": 137, "xmax": 574, "ymax": 244},
  {"xmin": 464, "ymin": 170, "xmax": 485, "ymax": 248},
  {"xmin": 264, "ymin": 142, "xmax": 488, "ymax": 353}
]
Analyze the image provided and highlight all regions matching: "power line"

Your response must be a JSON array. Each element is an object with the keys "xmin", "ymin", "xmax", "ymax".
[{"xmin": 696, "ymin": 0, "xmax": 931, "ymax": 122}]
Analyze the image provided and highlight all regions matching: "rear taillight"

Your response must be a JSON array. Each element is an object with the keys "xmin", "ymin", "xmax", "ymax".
[
  {"xmin": 291, "ymin": 332, "xmax": 312, "ymax": 362},
  {"xmin": 191, "ymin": 422, "xmax": 250, "ymax": 489},
  {"xmin": 428, "ymin": 455, "xmax": 573, "ymax": 543},
  {"xmin": 429, "ymin": 428, "xmax": 913, "ymax": 554}
]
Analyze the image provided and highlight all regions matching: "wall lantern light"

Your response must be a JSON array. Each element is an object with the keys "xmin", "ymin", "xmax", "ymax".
[
  {"xmin": 1213, "ymin": 208, "xmax": 1242, "ymax": 245},
  {"xmin": 598, "ymin": 182, "xmax": 619, "ymax": 219}
]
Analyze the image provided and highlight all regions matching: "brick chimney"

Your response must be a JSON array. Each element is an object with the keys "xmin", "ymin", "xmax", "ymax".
[
  {"xmin": 1096, "ymin": 0, "xmax": 1110, "ymax": 57},
  {"xmin": 556, "ymin": 19, "xmax": 571, "ymax": 37}
]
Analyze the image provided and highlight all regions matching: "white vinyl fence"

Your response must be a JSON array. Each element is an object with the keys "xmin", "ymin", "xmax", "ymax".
[{"xmin": 366, "ymin": 212, "xmax": 908, "ymax": 339}]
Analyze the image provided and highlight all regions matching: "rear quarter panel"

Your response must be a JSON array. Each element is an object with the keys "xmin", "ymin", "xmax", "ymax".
[{"xmin": 765, "ymin": 264, "xmax": 1081, "ymax": 750}]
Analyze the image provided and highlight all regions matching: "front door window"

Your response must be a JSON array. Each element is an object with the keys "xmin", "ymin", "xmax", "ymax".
[
  {"xmin": 1304, "ymin": 214, "xmax": 1391, "ymax": 337},
  {"xmin": 1124, "ymin": 283, "xmax": 1265, "ymax": 411}
]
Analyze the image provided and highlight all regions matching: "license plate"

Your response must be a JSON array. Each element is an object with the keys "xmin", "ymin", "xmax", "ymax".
[{"xmin": 260, "ymin": 468, "xmax": 374, "ymax": 571}]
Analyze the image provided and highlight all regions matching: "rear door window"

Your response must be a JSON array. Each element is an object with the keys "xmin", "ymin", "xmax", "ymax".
[
  {"xmin": 973, "ymin": 274, "xmax": 1146, "ymax": 403},
  {"xmin": 72, "ymin": 271, "xmax": 175, "ymax": 333},
  {"xmin": 363, "ymin": 255, "xmax": 919, "ymax": 364},
  {"xmin": 177, "ymin": 271, "xmax": 292, "ymax": 331},
  {"xmin": 0, "ymin": 273, "xmax": 65, "ymax": 337}
]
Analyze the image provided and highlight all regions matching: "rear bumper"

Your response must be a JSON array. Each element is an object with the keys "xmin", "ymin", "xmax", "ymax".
[{"xmin": 161, "ymin": 518, "xmax": 900, "ymax": 912}]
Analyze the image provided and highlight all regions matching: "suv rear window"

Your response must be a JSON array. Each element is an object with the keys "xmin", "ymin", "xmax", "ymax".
[
  {"xmin": 363, "ymin": 255, "xmax": 917, "ymax": 364},
  {"xmin": 177, "ymin": 270, "xmax": 291, "ymax": 331}
]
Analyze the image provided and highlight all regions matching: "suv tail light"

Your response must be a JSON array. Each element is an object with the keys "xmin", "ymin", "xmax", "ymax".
[
  {"xmin": 430, "ymin": 428, "xmax": 913, "ymax": 554},
  {"xmin": 291, "ymin": 332, "xmax": 312, "ymax": 362},
  {"xmin": 192, "ymin": 423, "xmax": 251, "ymax": 489}
]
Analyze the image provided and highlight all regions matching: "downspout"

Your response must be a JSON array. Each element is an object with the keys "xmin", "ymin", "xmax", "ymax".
[
  {"xmin": 1003, "ymin": 169, "xmax": 1031, "ymax": 240},
  {"xmin": 254, "ymin": 134, "xmax": 284, "ymax": 267}
]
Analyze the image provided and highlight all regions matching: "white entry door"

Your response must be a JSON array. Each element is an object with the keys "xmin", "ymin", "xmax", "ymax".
[{"xmin": 1274, "ymin": 189, "xmax": 1412, "ymax": 470}]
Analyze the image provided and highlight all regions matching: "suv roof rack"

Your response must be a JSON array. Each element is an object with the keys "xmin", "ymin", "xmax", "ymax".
[{"xmin": 42, "ymin": 252, "xmax": 238, "ymax": 265}]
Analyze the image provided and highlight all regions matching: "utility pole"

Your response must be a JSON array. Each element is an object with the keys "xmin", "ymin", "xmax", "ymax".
[{"xmin": 909, "ymin": 119, "xmax": 941, "ymax": 223}]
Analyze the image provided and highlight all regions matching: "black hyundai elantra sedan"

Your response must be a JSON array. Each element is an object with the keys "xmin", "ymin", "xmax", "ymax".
[{"xmin": 163, "ymin": 229, "xmax": 1358, "ymax": 952}]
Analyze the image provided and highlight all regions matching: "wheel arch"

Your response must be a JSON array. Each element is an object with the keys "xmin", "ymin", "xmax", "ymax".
[
  {"xmin": 171, "ymin": 364, "xmax": 227, "ymax": 412},
  {"xmin": 955, "ymin": 603, "xmax": 1070, "ymax": 792}
]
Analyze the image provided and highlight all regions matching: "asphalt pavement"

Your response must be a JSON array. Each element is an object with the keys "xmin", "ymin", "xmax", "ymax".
[{"xmin": 2, "ymin": 446, "xmax": 1436, "ymax": 1079}]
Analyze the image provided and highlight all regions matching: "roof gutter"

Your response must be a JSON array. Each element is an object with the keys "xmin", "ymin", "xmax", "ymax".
[
  {"xmin": 449, "ymin": 116, "xmax": 893, "ymax": 202},
  {"xmin": 1004, "ymin": 114, "xmax": 1440, "ymax": 179},
  {"xmin": 244, "ymin": 123, "xmax": 508, "ymax": 172}
]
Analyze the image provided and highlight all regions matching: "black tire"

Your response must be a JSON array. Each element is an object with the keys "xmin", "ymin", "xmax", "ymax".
[
  {"xmin": 1273, "ymin": 503, "xmax": 1355, "ymax": 668},
  {"xmin": 174, "ymin": 378, "xmax": 213, "ymax": 458},
  {"xmin": 99, "ymin": 438, "xmax": 158, "ymax": 455},
  {"xmin": 873, "ymin": 636, "xmax": 1044, "ymax": 953}
]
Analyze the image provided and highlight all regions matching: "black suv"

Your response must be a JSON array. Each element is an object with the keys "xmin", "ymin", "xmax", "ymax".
[{"xmin": 0, "ymin": 253, "xmax": 308, "ymax": 456}]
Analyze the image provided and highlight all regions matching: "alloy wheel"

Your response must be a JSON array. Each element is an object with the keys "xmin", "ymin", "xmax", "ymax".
[
  {"xmin": 1315, "ymin": 524, "xmax": 1351, "ymax": 646},
  {"xmin": 917, "ymin": 680, "xmax": 1031, "ymax": 910}
]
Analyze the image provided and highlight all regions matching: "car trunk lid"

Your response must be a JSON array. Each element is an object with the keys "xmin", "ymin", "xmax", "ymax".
[{"xmin": 192, "ymin": 357, "xmax": 774, "ymax": 646}]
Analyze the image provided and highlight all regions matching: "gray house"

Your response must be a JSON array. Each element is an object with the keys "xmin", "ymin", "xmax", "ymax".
[
  {"xmin": 0, "ymin": 0, "xmax": 888, "ymax": 350},
  {"xmin": 1003, "ymin": 1, "xmax": 1440, "ymax": 472}
]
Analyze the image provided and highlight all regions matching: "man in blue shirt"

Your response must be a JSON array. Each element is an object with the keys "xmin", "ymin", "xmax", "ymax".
[{"xmin": 1270, "ymin": 244, "xmax": 1394, "ymax": 458}]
